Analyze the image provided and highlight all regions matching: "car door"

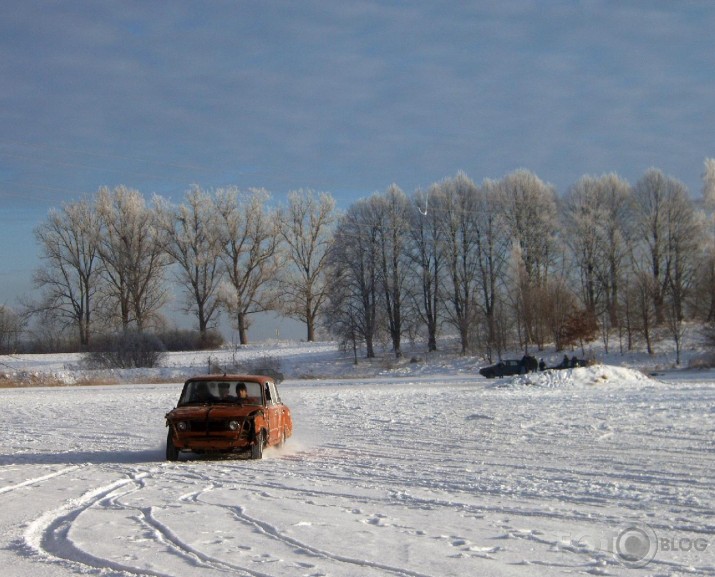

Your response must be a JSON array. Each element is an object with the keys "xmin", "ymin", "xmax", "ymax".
[
  {"xmin": 264, "ymin": 381, "xmax": 281, "ymax": 444},
  {"xmin": 506, "ymin": 360, "xmax": 520, "ymax": 375}
]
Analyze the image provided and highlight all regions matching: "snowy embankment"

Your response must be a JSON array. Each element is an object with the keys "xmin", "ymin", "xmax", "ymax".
[
  {"xmin": 0, "ymin": 343, "xmax": 714, "ymax": 576},
  {"xmin": 0, "ymin": 341, "xmax": 351, "ymax": 387}
]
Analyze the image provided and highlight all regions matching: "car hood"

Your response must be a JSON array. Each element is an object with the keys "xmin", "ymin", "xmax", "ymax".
[{"xmin": 166, "ymin": 405, "xmax": 262, "ymax": 420}]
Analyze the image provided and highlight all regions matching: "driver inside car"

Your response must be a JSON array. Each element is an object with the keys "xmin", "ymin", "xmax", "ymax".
[{"xmin": 218, "ymin": 382, "xmax": 234, "ymax": 401}]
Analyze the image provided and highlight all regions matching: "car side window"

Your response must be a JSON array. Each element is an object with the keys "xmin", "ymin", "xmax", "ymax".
[{"xmin": 265, "ymin": 381, "xmax": 280, "ymax": 405}]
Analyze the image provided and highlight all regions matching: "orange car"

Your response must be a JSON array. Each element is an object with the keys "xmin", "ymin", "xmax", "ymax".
[{"xmin": 165, "ymin": 374, "xmax": 292, "ymax": 461}]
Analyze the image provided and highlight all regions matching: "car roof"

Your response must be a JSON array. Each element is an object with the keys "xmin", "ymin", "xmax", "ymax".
[{"xmin": 184, "ymin": 374, "xmax": 275, "ymax": 384}]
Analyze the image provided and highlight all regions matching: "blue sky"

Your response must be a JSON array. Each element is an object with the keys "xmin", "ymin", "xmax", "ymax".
[{"xmin": 1, "ymin": 1, "xmax": 714, "ymax": 334}]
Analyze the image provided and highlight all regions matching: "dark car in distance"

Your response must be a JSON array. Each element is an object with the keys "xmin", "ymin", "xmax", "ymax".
[
  {"xmin": 480, "ymin": 355, "xmax": 539, "ymax": 378},
  {"xmin": 479, "ymin": 359, "xmax": 523, "ymax": 379}
]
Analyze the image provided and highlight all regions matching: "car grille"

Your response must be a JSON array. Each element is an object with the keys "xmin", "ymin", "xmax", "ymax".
[
  {"xmin": 180, "ymin": 419, "xmax": 249, "ymax": 435},
  {"xmin": 187, "ymin": 421, "xmax": 231, "ymax": 433}
]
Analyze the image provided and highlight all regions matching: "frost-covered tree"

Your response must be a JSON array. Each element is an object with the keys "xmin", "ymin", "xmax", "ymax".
[
  {"xmin": 156, "ymin": 186, "xmax": 224, "ymax": 343},
  {"xmin": 215, "ymin": 187, "xmax": 280, "ymax": 345},
  {"xmin": 561, "ymin": 174, "xmax": 632, "ymax": 327},
  {"xmin": 407, "ymin": 185, "xmax": 443, "ymax": 352},
  {"xmin": 374, "ymin": 185, "xmax": 411, "ymax": 358},
  {"xmin": 326, "ymin": 198, "xmax": 381, "ymax": 358},
  {"xmin": 562, "ymin": 177, "xmax": 604, "ymax": 315},
  {"xmin": 474, "ymin": 179, "xmax": 512, "ymax": 358},
  {"xmin": 497, "ymin": 169, "xmax": 559, "ymax": 348},
  {"xmin": 632, "ymin": 169, "xmax": 700, "ymax": 324},
  {"xmin": 277, "ymin": 190, "xmax": 337, "ymax": 342},
  {"xmin": 96, "ymin": 186, "xmax": 169, "ymax": 332},
  {"xmin": 594, "ymin": 174, "xmax": 633, "ymax": 328},
  {"xmin": 436, "ymin": 172, "xmax": 481, "ymax": 354},
  {"xmin": 33, "ymin": 198, "xmax": 102, "ymax": 345},
  {"xmin": 498, "ymin": 169, "xmax": 559, "ymax": 283}
]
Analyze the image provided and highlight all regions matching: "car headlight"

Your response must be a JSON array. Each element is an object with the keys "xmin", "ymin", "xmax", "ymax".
[
  {"xmin": 228, "ymin": 420, "xmax": 240, "ymax": 431},
  {"xmin": 176, "ymin": 421, "xmax": 188, "ymax": 432}
]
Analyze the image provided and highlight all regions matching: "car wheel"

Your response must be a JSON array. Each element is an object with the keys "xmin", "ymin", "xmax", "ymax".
[
  {"xmin": 251, "ymin": 430, "xmax": 265, "ymax": 460},
  {"xmin": 166, "ymin": 431, "xmax": 179, "ymax": 462}
]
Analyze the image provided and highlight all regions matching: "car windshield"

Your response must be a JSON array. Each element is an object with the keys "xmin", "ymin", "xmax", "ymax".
[{"xmin": 178, "ymin": 380, "xmax": 264, "ymax": 406}]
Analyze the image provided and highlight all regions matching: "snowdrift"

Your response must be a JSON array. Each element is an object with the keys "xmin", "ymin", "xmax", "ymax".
[{"xmin": 491, "ymin": 364, "xmax": 656, "ymax": 389}]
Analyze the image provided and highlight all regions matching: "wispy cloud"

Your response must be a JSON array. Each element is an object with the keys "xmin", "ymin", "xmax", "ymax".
[{"xmin": 1, "ymin": 0, "xmax": 714, "ymax": 206}]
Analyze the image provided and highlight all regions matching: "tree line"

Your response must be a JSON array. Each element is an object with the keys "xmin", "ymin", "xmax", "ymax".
[
  {"xmin": 328, "ymin": 166, "xmax": 713, "ymax": 364},
  {"xmin": 3, "ymin": 160, "xmax": 715, "ymax": 361},
  {"xmin": 18, "ymin": 185, "xmax": 334, "ymax": 351}
]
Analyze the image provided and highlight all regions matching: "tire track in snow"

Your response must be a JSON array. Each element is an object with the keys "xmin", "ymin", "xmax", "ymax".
[
  {"xmin": 24, "ymin": 473, "xmax": 216, "ymax": 576},
  {"xmin": 0, "ymin": 465, "xmax": 80, "ymax": 496},
  {"xmin": 227, "ymin": 504, "xmax": 437, "ymax": 577},
  {"xmin": 137, "ymin": 506, "xmax": 283, "ymax": 577},
  {"xmin": 165, "ymin": 479, "xmax": 432, "ymax": 577},
  {"xmin": 22, "ymin": 475, "xmax": 174, "ymax": 576},
  {"xmin": 23, "ymin": 471, "xmax": 280, "ymax": 577},
  {"xmin": 129, "ymin": 480, "xmax": 280, "ymax": 577},
  {"xmin": 200, "ymin": 455, "xmax": 706, "ymax": 573}
]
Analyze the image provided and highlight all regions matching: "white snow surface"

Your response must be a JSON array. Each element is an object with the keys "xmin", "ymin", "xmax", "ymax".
[{"xmin": 1, "ymin": 342, "xmax": 714, "ymax": 576}]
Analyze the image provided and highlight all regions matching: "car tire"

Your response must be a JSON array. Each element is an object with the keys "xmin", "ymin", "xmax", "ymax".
[
  {"xmin": 166, "ymin": 431, "xmax": 179, "ymax": 462},
  {"xmin": 251, "ymin": 430, "xmax": 265, "ymax": 460}
]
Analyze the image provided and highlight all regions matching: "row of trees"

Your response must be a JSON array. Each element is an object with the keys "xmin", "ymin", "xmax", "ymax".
[
  {"xmin": 26, "ymin": 185, "xmax": 335, "ymax": 350},
  {"xmin": 327, "ymin": 166, "xmax": 713, "ymax": 363},
  {"xmin": 6, "ymin": 160, "xmax": 715, "ymax": 361}
]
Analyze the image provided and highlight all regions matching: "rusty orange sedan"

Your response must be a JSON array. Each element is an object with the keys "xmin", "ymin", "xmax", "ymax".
[{"xmin": 165, "ymin": 374, "xmax": 292, "ymax": 461}]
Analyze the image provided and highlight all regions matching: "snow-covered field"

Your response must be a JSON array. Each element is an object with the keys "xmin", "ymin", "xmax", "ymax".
[{"xmin": 1, "ymin": 342, "xmax": 714, "ymax": 576}]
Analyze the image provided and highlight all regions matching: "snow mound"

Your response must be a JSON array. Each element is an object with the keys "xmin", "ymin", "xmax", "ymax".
[
  {"xmin": 492, "ymin": 364, "xmax": 655, "ymax": 389},
  {"xmin": 0, "ymin": 369, "xmax": 81, "ymax": 387}
]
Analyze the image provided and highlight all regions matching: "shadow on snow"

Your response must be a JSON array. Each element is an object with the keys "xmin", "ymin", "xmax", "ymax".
[{"xmin": 0, "ymin": 448, "xmax": 164, "ymax": 466}]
